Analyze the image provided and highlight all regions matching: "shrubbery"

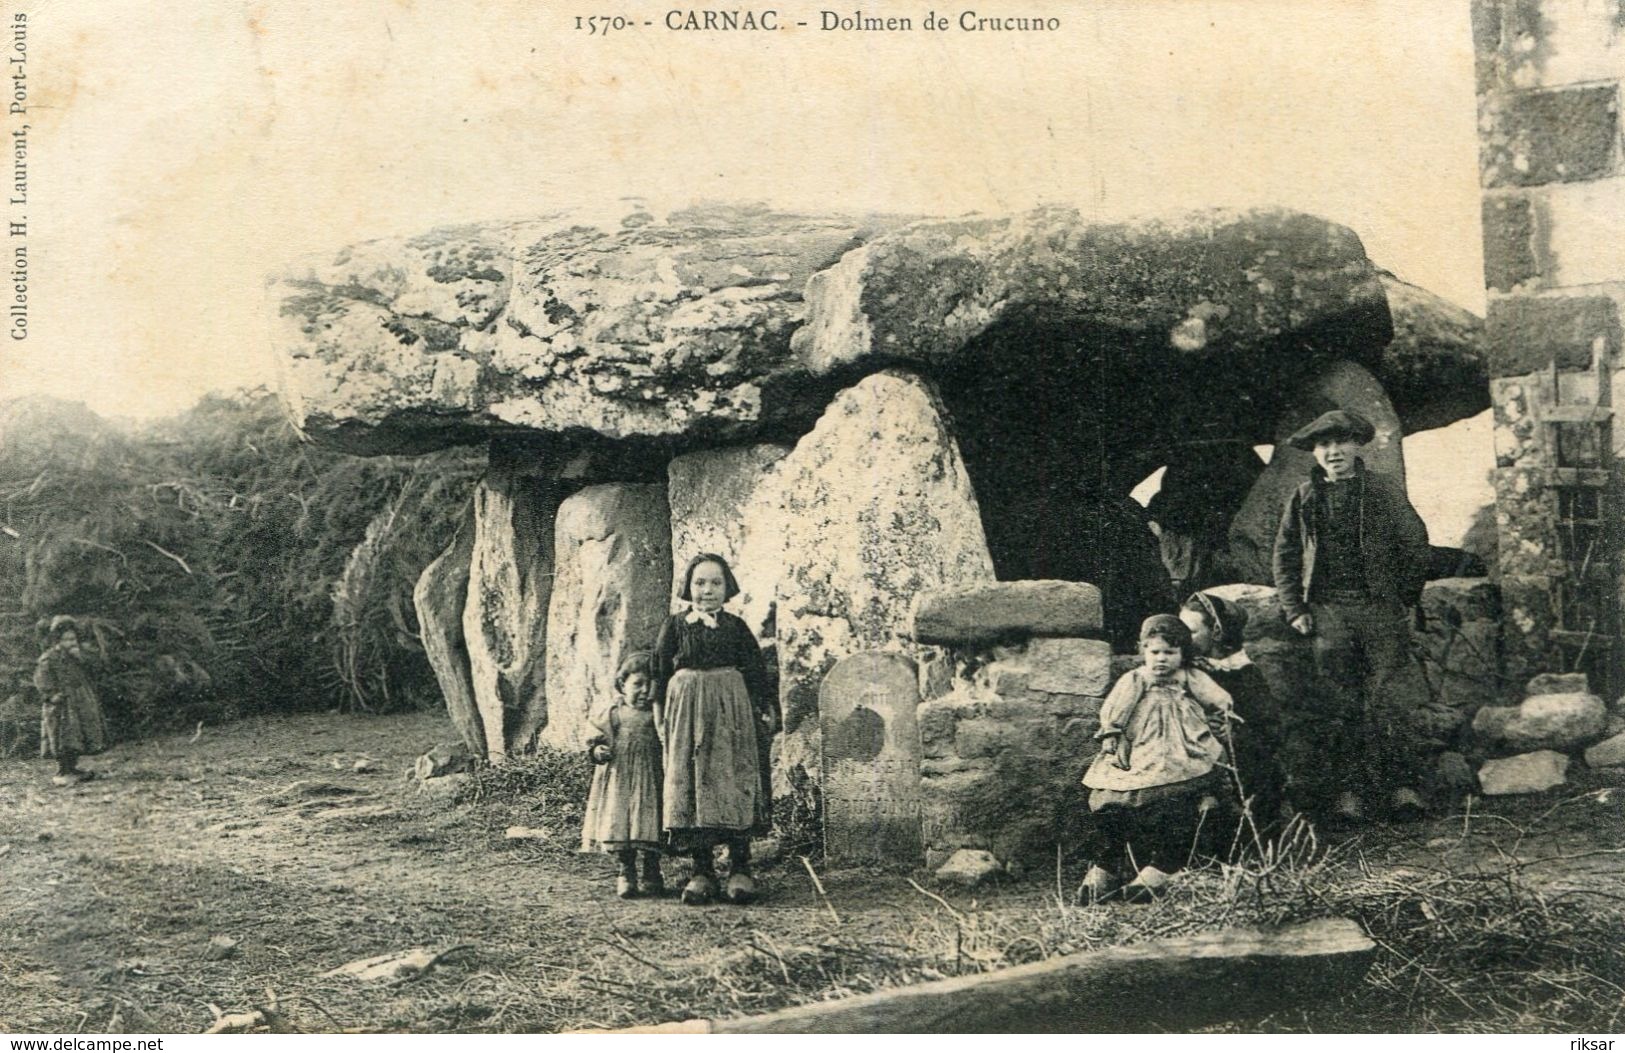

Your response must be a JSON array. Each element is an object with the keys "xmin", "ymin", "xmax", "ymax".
[{"xmin": 0, "ymin": 391, "xmax": 482, "ymax": 746}]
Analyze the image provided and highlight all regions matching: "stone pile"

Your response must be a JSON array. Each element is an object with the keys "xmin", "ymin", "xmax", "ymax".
[{"xmin": 1470, "ymin": 672, "xmax": 1622, "ymax": 795}]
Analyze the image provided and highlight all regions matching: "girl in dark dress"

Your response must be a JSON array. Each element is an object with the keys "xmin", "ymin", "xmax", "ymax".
[
  {"xmin": 654, "ymin": 553, "xmax": 775, "ymax": 906},
  {"xmin": 1179, "ymin": 591, "xmax": 1287, "ymax": 838}
]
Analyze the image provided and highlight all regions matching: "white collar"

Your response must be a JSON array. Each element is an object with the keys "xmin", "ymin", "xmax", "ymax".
[
  {"xmin": 685, "ymin": 606, "xmax": 721, "ymax": 629},
  {"xmin": 1204, "ymin": 651, "xmax": 1252, "ymax": 673}
]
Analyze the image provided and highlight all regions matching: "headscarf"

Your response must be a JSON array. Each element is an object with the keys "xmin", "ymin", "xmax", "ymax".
[{"xmin": 1182, "ymin": 591, "xmax": 1248, "ymax": 657}]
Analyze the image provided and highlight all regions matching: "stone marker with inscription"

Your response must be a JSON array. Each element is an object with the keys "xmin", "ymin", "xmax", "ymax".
[{"xmin": 818, "ymin": 651, "xmax": 924, "ymax": 865}]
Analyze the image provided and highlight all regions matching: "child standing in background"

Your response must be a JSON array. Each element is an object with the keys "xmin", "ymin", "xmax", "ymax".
[
  {"xmin": 654, "ymin": 553, "xmax": 775, "ymax": 906},
  {"xmin": 1081, "ymin": 614, "xmax": 1237, "ymax": 903},
  {"xmin": 1271, "ymin": 408, "xmax": 1432, "ymax": 825},
  {"xmin": 35, "ymin": 616, "xmax": 108, "ymax": 787},
  {"xmin": 580, "ymin": 650, "xmax": 665, "ymax": 899}
]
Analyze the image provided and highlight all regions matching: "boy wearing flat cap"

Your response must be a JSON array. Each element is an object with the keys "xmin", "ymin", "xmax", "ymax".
[{"xmin": 1271, "ymin": 408, "xmax": 1431, "ymax": 825}]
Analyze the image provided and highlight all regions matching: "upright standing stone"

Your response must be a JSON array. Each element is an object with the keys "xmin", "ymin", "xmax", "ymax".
[
  {"xmin": 1228, "ymin": 360, "xmax": 1409, "ymax": 585},
  {"xmin": 666, "ymin": 444, "xmax": 791, "ymax": 638},
  {"xmin": 412, "ymin": 508, "xmax": 483, "ymax": 757},
  {"xmin": 541, "ymin": 484, "xmax": 673, "ymax": 751},
  {"xmin": 762, "ymin": 370, "xmax": 997, "ymax": 797},
  {"xmin": 463, "ymin": 467, "xmax": 567, "ymax": 760},
  {"xmin": 819, "ymin": 651, "xmax": 924, "ymax": 865}
]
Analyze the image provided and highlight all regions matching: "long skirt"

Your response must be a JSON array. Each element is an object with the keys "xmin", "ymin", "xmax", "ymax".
[
  {"xmin": 661, "ymin": 668, "xmax": 764, "ymax": 847},
  {"xmin": 40, "ymin": 688, "xmax": 108, "ymax": 758},
  {"xmin": 1089, "ymin": 770, "xmax": 1220, "ymax": 874},
  {"xmin": 579, "ymin": 711, "xmax": 664, "ymax": 853}
]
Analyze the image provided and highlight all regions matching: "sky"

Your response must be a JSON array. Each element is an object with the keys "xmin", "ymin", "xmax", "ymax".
[{"xmin": 4, "ymin": 0, "xmax": 1484, "ymax": 420}]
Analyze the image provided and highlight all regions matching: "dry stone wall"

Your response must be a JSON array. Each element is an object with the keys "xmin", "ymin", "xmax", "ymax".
[
  {"xmin": 1208, "ymin": 579, "xmax": 1503, "ymax": 796},
  {"xmin": 909, "ymin": 582, "xmax": 1108, "ymax": 867}
]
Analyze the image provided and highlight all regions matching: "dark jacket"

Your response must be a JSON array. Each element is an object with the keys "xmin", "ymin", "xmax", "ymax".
[{"xmin": 1271, "ymin": 459, "xmax": 1429, "ymax": 622}]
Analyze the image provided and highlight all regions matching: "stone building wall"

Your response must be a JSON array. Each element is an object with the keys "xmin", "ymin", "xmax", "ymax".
[{"xmin": 1475, "ymin": 0, "xmax": 1625, "ymax": 699}]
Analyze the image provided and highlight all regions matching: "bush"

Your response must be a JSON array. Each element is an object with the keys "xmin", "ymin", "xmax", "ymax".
[{"xmin": 0, "ymin": 391, "xmax": 482, "ymax": 741}]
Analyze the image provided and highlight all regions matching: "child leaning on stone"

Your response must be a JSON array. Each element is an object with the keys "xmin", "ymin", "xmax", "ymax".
[
  {"xmin": 580, "ymin": 650, "xmax": 666, "ymax": 899},
  {"xmin": 1081, "ymin": 614, "xmax": 1237, "ymax": 903},
  {"xmin": 1180, "ymin": 591, "xmax": 1286, "ymax": 833}
]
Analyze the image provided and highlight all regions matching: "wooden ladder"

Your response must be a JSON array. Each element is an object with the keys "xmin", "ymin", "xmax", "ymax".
[{"xmin": 1540, "ymin": 355, "xmax": 1619, "ymax": 699}]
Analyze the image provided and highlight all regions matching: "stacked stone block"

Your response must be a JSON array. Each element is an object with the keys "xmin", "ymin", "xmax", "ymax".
[
  {"xmin": 1475, "ymin": 0, "xmax": 1625, "ymax": 694},
  {"xmin": 908, "ymin": 582, "xmax": 1108, "ymax": 868}
]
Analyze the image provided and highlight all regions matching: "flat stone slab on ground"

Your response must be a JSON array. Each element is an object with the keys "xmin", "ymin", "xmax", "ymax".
[
  {"xmin": 935, "ymin": 848, "xmax": 1004, "ymax": 887},
  {"xmin": 1479, "ymin": 750, "xmax": 1569, "ymax": 795},
  {"xmin": 909, "ymin": 581, "xmax": 1104, "ymax": 645}
]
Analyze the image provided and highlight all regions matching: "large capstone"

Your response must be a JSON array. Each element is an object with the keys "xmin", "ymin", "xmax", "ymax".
[
  {"xmin": 275, "ymin": 205, "xmax": 1483, "ymax": 461},
  {"xmin": 1377, "ymin": 273, "xmax": 1489, "ymax": 433},
  {"xmin": 540, "ymin": 483, "xmax": 673, "ymax": 751},
  {"xmin": 275, "ymin": 206, "xmax": 906, "ymax": 453}
]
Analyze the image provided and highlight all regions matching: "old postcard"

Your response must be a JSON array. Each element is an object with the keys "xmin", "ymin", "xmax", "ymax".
[{"xmin": 1, "ymin": 0, "xmax": 1622, "ymax": 1039}]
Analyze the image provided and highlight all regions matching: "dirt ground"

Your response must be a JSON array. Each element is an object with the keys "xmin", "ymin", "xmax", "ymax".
[{"xmin": 2, "ymin": 710, "xmax": 1623, "ymax": 1034}]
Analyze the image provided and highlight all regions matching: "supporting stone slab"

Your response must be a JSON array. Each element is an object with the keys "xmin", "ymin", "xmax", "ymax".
[
  {"xmin": 462, "ymin": 468, "xmax": 567, "ymax": 760},
  {"xmin": 412, "ymin": 510, "xmax": 482, "ymax": 757},
  {"xmin": 541, "ymin": 483, "xmax": 673, "ymax": 751}
]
